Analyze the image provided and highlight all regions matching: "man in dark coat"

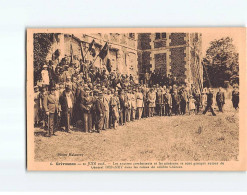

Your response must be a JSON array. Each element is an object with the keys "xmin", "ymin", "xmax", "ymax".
[
  {"xmin": 79, "ymin": 88, "xmax": 94, "ymax": 133},
  {"xmin": 216, "ymin": 87, "xmax": 225, "ymax": 112},
  {"xmin": 194, "ymin": 89, "xmax": 201, "ymax": 114},
  {"xmin": 119, "ymin": 90, "xmax": 127, "ymax": 125},
  {"xmin": 179, "ymin": 89, "xmax": 187, "ymax": 115},
  {"xmin": 202, "ymin": 89, "xmax": 216, "ymax": 116},
  {"xmin": 172, "ymin": 90, "xmax": 180, "ymax": 115},
  {"xmin": 156, "ymin": 89, "xmax": 164, "ymax": 116},
  {"xmin": 94, "ymin": 91, "xmax": 106, "ymax": 132},
  {"xmin": 43, "ymin": 86, "xmax": 60, "ymax": 137},
  {"xmin": 59, "ymin": 84, "xmax": 74, "ymax": 132},
  {"xmin": 232, "ymin": 87, "xmax": 239, "ymax": 110}
]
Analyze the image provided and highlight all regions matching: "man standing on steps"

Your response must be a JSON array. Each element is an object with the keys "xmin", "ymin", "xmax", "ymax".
[{"xmin": 202, "ymin": 88, "xmax": 216, "ymax": 116}]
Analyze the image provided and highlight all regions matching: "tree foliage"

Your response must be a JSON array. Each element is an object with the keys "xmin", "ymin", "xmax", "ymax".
[
  {"xmin": 203, "ymin": 37, "xmax": 239, "ymax": 87},
  {"xmin": 33, "ymin": 33, "xmax": 54, "ymax": 85}
]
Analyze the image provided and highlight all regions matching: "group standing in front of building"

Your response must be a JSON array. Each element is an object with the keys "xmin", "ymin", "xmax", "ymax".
[{"xmin": 34, "ymin": 54, "xmax": 239, "ymax": 137}]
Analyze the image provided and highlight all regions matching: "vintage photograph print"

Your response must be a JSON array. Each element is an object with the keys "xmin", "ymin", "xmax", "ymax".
[{"xmin": 26, "ymin": 28, "xmax": 246, "ymax": 171}]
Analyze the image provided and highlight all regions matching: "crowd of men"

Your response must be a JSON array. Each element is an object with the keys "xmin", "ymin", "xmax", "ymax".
[{"xmin": 34, "ymin": 55, "xmax": 240, "ymax": 137}]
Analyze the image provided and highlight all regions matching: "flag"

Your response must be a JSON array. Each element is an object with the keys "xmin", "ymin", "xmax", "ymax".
[
  {"xmin": 88, "ymin": 39, "xmax": 96, "ymax": 57},
  {"xmin": 106, "ymin": 58, "xmax": 112, "ymax": 73},
  {"xmin": 88, "ymin": 39, "xmax": 95, "ymax": 51},
  {"xmin": 99, "ymin": 42, "xmax": 108, "ymax": 60},
  {"xmin": 80, "ymin": 42, "xmax": 84, "ymax": 63}
]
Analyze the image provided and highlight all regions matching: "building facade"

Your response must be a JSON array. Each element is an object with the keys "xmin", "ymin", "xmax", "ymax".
[
  {"xmin": 137, "ymin": 32, "xmax": 203, "ymax": 91},
  {"xmin": 46, "ymin": 33, "xmax": 139, "ymax": 80}
]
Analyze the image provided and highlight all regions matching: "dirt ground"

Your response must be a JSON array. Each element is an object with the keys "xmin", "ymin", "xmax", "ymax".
[{"xmin": 34, "ymin": 99, "xmax": 239, "ymax": 162}]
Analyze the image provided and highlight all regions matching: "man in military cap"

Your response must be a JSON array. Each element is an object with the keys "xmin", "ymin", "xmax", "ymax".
[
  {"xmin": 59, "ymin": 84, "xmax": 74, "ymax": 132},
  {"xmin": 43, "ymin": 86, "xmax": 60, "ymax": 137}
]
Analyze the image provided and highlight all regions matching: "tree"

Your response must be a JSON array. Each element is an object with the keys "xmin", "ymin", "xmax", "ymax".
[
  {"xmin": 33, "ymin": 33, "xmax": 54, "ymax": 85},
  {"xmin": 203, "ymin": 37, "xmax": 239, "ymax": 88}
]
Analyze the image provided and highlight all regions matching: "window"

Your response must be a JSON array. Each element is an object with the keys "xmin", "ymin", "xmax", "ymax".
[
  {"xmin": 129, "ymin": 33, "xmax": 135, "ymax": 39},
  {"xmin": 155, "ymin": 33, "xmax": 166, "ymax": 40},
  {"xmin": 155, "ymin": 33, "xmax": 161, "ymax": 40}
]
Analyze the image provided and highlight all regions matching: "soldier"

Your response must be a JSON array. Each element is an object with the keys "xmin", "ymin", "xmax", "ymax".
[
  {"xmin": 94, "ymin": 91, "xmax": 106, "ymax": 132},
  {"xmin": 232, "ymin": 86, "xmax": 239, "ymax": 110},
  {"xmin": 216, "ymin": 87, "xmax": 225, "ymax": 112},
  {"xmin": 59, "ymin": 84, "xmax": 74, "ymax": 132},
  {"xmin": 43, "ymin": 86, "xmax": 60, "ymax": 137},
  {"xmin": 136, "ymin": 87, "xmax": 144, "ymax": 120},
  {"xmin": 202, "ymin": 89, "xmax": 216, "ymax": 116}
]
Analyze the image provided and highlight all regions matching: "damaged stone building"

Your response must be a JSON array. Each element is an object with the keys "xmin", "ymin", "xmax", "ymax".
[
  {"xmin": 46, "ymin": 33, "xmax": 138, "ymax": 79},
  {"xmin": 41, "ymin": 32, "xmax": 203, "ymax": 90}
]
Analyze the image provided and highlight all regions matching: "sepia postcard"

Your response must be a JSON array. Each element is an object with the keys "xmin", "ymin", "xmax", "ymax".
[{"xmin": 26, "ymin": 28, "xmax": 246, "ymax": 171}]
